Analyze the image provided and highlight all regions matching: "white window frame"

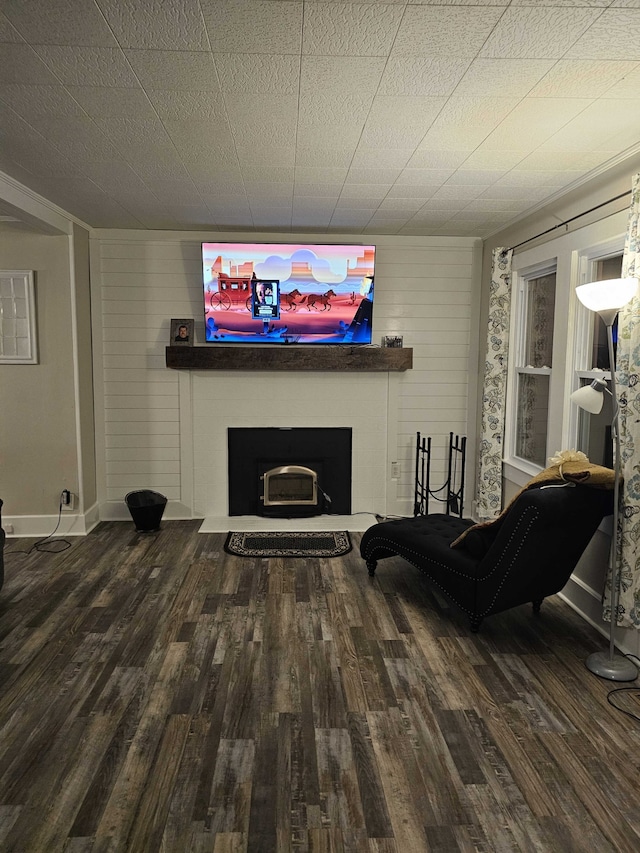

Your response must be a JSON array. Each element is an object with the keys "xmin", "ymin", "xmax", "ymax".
[
  {"xmin": 505, "ymin": 260, "xmax": 557, "ymax": 479},
  {"xmin": 568, "ymin": 237, "xmax": 625, "ymax": 453}
]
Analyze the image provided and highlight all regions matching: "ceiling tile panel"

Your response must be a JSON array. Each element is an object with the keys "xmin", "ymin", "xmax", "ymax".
[
  {"xmin": 566, "ymin": 9, "xmax": 640, "ymax": 59},
  {"xmin": 514, "ymin": 150, "xmax": 609, "ymax": 171},
  {"xmin": 349, "ymin": 150, "xmax": 412, "ymax": 169},
  {"xmin": 201, "ymin": 0, "xmax": 303, "ymax": 54},
  {"xmin": 93, "ymin": 117, "xmax": 173, "ymax": 148},
  {"xmin": 128, "ymin": 157, "xmax": 190, "ymax": 180},
  {"xmin": 458, "ymin": 149, "xmax": 525, "ymax": 170},
  {"xmin": 197, "ymin": 180, "xmax": 246, "ymax": 196},
  {"xmin": 302, "ymin": 2, "xmax": 404, "ymax": 56},
  {"xmin": 296, "ymin": 123, "xmax": 365, "ymax": 149},
  {"xmin": 339, "ymin": 184, "xmax": 390, "ymax": 200},
  {"xmin": 300, "ymin": 56, "xmax": 386, "ymax": 99},
  {"xmin": 345, "ymin": 167, "xmax": 402, "ymax": 183},
  {"xmin": 386, "ymin": 184, "xmax": 440, "ymax": 199},
  {"xmin": 214, "ymin": 54, "xmax": 300, "ymax": 95},
  {"xmin": 295, "ymin": 148, "xmax": 355, "ymax": 168},
  {"xmin": 146, "ymin": 89, "xmax": 227, "ymax": 121},
  {"xmin": 536, "ymin": 99, "xmax": 640, "ymax": 150},
  {"xmin": 0, "ymin": 83, "xmax": 85, "ymax": 116},
  {"xmin": 391, "ymin": 6, "xmax": 506, "ymax": 58},
  {"xmin": 124, "ymin": 49, "xmax": 219, "ymax": 91},
  {"xmin": 66, "ymin": 85, "xmax": 156, "ymax": 118},
  {"xmin": 378, "ymin": 57, "xmax": 471, "ymax": 97},
  {"xmin": 144, "ymin": 179, "xmax": 204, "ymax": 205},
  {"xmin": 480, "ymin": 97, "xmax": 594, "ymax": 151},
  {"xmin": 0, "ymin": 12, "xmax": 25, "ymax": 42},
  {"xmin": 235, "ymin": 145, "xmax": 296, "ymax": 168},
  {"xmin": 242, "ymin": 167, "xmax": 294, "ymax": 183},
  {"xmin": 1, "ymin": 0, "xmax": 118, "ymax": 46},
  {"xmin": 27, "ymin": 115, "xmax": 122, "ymax": 160},
  {"xmin": 245, "ymin": 182, "xmax": 294, "ymax": 201},
  {"xmin": 173, "ymin": 141, "xmax": 239, "ymax": 166},
  {"xmin": 298, "ymin": 93, "xmax": 373, "ymax": 129},
  {"xmin": 454, "ymin": 59, "xmax": 556, "ymax": 98},
  {"xmin": 293, "ymin": 183, "xmax": 343, "ymax": 197},
  {"xmin": 602, "ymin": 64, "xmax": 640, "ymax": 97},
  {"xmin": 480, "ymin": 7, "xmax": 602, "ymax": 59},
  {"xmin": 0, "ymin": 43, "xmax": 62, "ymax": 84},
  {"xmin": 224, "ymin": 94, "xmax": 298, "ymax": 145},
  {"xmin": 529, "ymin": 59, "xmax": 639, "ymax": 98},
  {"xmin": 33, "ymin": 45, "xmax": 139, "ymax": 86},
  {"xmin": 378, "ymin": 197, "xmax": 429, "ymax": 212},
  {"xmin": 335, "ymin": 196, "xmax": 381, "ymax": 209},
  {"xmin": 446, "ymin": 169, "xmax": 508, "ymax": 185},
  {"xmin": 359, "ymin": 96, "xmax": 446, "ymax": 148},
  {"xmin": 405, "ymin": 149, "xmax": 470, "ymax": 169},
  {"xmin": 429, "ymin": 96, "xmax": 520, "ymax": 128},
  {"xmin": 96, "ymin": 0, "xmax": 209, "ymax": 50},
  {"xmin": 393, "ymin": 169, "xmax": 456, "ymax": 186},
  {"xmin": 295, "ymin": 167, "xmax": 349, "ymax": 183}
]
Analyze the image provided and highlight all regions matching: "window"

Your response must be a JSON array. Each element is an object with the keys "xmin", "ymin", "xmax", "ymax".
[
  {"xmin": 504, "ymin": 222, "xmax": 628, "ymax": 490},
  {"xmin": 512, "ymin": 268, "xmax": 556, "ymax": 467}
]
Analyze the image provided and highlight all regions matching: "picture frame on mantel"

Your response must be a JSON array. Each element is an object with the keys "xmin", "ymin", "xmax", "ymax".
[{"xmin": 171, "ymin": 318, "xmax": 194, "ymax": 346}]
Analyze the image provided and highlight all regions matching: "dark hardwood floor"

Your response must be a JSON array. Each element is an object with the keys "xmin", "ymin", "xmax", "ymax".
[{"xmin": 1, "ymin": 520, "xmax": 640, "ymax": 852}]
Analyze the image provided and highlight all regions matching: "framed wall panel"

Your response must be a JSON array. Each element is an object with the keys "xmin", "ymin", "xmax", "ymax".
[{"xmin": 0, "ymin": 270, "xmax": 38, "ymax": 364}]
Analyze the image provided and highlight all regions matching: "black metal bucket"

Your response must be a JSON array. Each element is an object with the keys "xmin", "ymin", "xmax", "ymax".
[{"xmin": 125, "ymin": 490, "xmax": 167, "ymax": 532}]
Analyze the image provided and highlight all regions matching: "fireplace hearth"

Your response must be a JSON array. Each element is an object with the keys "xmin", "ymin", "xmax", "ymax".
[{"xmin": 228, "ymin": 427, "xmax": 352, "ymax": 517}]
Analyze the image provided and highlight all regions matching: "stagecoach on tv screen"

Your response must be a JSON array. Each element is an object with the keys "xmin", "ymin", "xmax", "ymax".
[{"xmin": 202, "ymin": 242, "xmax": 375, "ymax": 345}]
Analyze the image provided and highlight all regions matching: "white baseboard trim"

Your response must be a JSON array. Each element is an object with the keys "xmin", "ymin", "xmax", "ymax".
[
  {"xmin": 4, "ymin": 503, "xmax": 101, "ymax": 538},
  {"xmin": 99, "ymin": 499, "xmax": 193, "ymax": 522}
]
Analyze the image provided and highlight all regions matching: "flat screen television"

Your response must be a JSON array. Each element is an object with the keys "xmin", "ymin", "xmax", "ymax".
[{"xmin": 202, "ymin": 242, "xmax": 375, "ymax": 344}]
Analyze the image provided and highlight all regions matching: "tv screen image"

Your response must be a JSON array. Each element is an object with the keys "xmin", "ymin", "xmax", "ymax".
[{"xmin": 202, "ymin": 242, "xmax": 375, "ymax": 344}]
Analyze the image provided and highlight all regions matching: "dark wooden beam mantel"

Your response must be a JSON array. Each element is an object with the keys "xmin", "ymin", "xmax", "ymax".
[{"xmin": 166, "ymin": 345, "xmax": 412, "ymax": 371}]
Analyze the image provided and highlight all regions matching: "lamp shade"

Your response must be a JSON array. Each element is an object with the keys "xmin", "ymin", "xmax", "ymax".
[
  {"xmin": 576, "ymin": 277, "xmax": 637, "ymax": 313},
  {"xmin": 570, "ymin": 379, "xmax": 607, "ymax": 414}
]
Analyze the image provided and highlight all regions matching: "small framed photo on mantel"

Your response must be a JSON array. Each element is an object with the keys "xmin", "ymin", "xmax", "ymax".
[{"xmin": 171, "ymin": 318, "xmax": 194, "ymax": 346}]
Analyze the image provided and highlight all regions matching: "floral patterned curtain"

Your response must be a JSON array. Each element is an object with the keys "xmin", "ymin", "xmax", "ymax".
[
  {"xmin": 476, "ymin": 247, "xmax": 513, "ymax": 520},
  {"xmin": 613, "ymin": 173, "xmax": 640, "ymax": 628}
]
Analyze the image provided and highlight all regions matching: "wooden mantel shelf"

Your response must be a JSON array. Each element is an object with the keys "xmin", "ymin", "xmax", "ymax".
[{"xmin": 166, "ymin": 345, "xmax": 412, "ymax": 372}]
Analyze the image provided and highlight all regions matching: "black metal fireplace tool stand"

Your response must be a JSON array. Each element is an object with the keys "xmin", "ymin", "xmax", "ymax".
[{"xmin": 413, "ymin": 431, "xmax": 466, "ymax": 518}]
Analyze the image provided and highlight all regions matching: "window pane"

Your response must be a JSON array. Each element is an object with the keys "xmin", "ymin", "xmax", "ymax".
[
  {"xmin": 524, "ymin": 274, "xmax": 555, "ymax": 368},
  {"xmin": 590, "ymin": 255, "xmax": 623, "ymax": 370},
  {"xmin": 576, "ymin": 379, "xmax": 613, "ymax": 468},
  {"xmin": 516, "ymin": 373, "xmax": 549, "ymax": 466}
]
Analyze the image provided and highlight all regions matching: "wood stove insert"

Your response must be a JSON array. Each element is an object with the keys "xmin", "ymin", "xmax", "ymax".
[{"xmin": 228, "ymin": 427, "xmax": 352, "ymax": 517}]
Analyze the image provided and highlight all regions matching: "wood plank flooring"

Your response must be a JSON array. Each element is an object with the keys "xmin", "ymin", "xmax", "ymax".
[{"xmin": 1, "ymin": 520, "xmax": 640, "ymax": 852}]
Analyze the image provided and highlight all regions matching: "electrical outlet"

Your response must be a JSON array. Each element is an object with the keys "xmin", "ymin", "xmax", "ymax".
[
  {"xmin": 391, "ymin": 462, "xmax": 401, "ymax": 479},
  {"xmin": 5, "ymin": 523, "xmax": 13, "ymax": 534},
  {"xmin": 61, "ymin": 489, "xmax": 74, "ymax": 511}
]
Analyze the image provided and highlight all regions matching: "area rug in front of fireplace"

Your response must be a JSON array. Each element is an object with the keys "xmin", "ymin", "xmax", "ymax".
[{"xmin": 224, "ymin": 530, "xmax": 352, "ymax": 558}]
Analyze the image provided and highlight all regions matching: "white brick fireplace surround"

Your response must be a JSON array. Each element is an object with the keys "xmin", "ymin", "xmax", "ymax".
[{"xmin": 189, "ymin": 368, "xmax": 397, "ymax": 527}]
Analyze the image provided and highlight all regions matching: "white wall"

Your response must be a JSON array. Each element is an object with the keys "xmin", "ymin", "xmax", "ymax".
[
  {"xmin": 0, "ymin": 231, "xmax": 77, "ymax": 516},
  {"xmin": 91, "ymin": 231, "xmax": 481, "ymax": 521}
]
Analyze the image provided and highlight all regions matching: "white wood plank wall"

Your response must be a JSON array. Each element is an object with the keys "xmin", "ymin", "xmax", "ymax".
[{"xmin": 93, "ymin": 232, "xmax": 478, "ymax": 518}]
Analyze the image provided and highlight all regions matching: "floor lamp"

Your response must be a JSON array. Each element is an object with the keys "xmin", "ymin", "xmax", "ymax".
[{"xmin": 572, "ymin": 277, "xmax": 638, "ymax": 682}]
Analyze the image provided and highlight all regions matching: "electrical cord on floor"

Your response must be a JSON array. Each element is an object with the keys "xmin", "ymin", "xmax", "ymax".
[
  {"xmin": 606, "ymin": 653, "xmax": 640, "ymax": 721},
  {"xmin": 5, "ymin": 494, "xmax": 72, "ymax": 556}
]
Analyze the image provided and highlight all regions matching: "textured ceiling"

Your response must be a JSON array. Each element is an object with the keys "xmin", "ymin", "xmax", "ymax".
[{"xmin": 2, "ymin": 0, "xmax": 640, "ymax": 236}]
